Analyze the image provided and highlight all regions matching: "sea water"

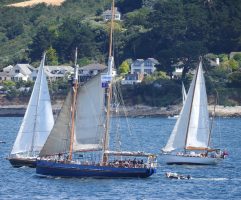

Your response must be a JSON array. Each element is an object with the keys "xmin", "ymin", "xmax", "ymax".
[{"xmin": 0, "ymin": 117, "xmax": 240, "ymax": 200}]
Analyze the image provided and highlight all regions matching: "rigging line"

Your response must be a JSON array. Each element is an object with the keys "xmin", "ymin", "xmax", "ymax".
[
  {"xmin": 113, "ymin": 83, "xmax": 122, "ymax": 151},
  {"xmin": 116, "ymin": 81, "xmax": 142, "ymax": 151},
  {"xmin": 116, "ymin": 81, "xmax": 133, "ymax": 136}
]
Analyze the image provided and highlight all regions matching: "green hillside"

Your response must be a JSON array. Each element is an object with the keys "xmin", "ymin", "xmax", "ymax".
[{"xmin": 0, "ymin": 0, "xmax": 241, "ymax": 106}]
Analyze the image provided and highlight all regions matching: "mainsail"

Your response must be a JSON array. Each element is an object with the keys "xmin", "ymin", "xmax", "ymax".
[
  {"xmin": 163, "ymin": 62, "xmax": 210, "ymax": 152},
  {"xmin": 39, "ymin": 71, "xmax": 106, "ymax": 156},
  {"xmin": 185, "ymin": 62, "xmax": 210, "ymax": 149},
  {"xmin": 74, "ymin": 72, "xmax": 105, "ymax": 152},
  {"xmin": 11, "ymin": 54, "xmax": 54, "ymax": 155}
]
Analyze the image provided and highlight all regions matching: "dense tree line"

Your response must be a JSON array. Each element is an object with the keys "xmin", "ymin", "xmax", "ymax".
[
  {"xmin": 0, "ymin": 0, "xmax": 241, "ymax": 67},
  {"xmin": 0, "ymin": 0, "xmax": 241, "ymax": 105}
]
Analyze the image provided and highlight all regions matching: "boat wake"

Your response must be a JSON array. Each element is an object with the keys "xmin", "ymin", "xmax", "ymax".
[{"xmin": 192, "ymin": 177, "xmax": 228, "ymax": 181}]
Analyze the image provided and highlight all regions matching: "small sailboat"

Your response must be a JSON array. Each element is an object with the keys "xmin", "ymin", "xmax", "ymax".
[
  {"xmin": 36, "ymin": 1, "xmax": 157, "ymax": 178},
  {"xmin": 8, "ymin": 53, "xmax": 54, "ymax": 168},
  {"xmin": 161, "ymin": 61, "xmax": 225, "ymax": 165}
]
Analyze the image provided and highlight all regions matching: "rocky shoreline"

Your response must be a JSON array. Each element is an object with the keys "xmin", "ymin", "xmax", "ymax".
[
  {"xmin": 0, "ymin": 104, "xmax": 241, "ymax": 117},
  {"xmin": 115, "ymin": 105, "xmax": 241, "ymax": 117}
]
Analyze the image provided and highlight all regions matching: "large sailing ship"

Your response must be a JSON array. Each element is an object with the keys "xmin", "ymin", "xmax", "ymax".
[
  {"xmin": 36, "ymin": 0, "xmax": 157, "ymax": 178},
  {"xmin": 8, "ymin": 53, "xmax": 54, "ymax": 167}
]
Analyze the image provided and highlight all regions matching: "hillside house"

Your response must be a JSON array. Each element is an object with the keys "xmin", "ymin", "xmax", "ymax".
[
  {"xmin": 79, "ymin": 63, "xmax": 107, "ymax": 82},
  {"xmin": 102, "ymin": 7, "xmax": 121, "ymax": 21},
  {"xmin": 131, "ymin": 58, "xmax": 159, "ymax": 75},
  {"xmin": 172, "ymin": 67, "xmax": 183, "ymax": 79},
  {"xmin": 0, "ymin": 64, "xmax": 32, "ymax": 82},
  {"xmin": 31, "ymin": 65, "xmax": 74, "ymax": 81}
]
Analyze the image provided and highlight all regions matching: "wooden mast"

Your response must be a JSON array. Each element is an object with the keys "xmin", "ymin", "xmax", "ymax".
[
  {"xmin": 69, "ymin": 48, "xmax": 78, "ymax": 161},
  {"xmin": 102, "ymin": 0, "xmax": 115, "ymax": 165},
  {"xmin": 183, "ymin": 61, "xmax": 200, "ymax": 152}
]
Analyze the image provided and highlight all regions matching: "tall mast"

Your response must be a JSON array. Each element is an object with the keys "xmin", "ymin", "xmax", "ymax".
[
  {"xmin": 102, "ymin": 0, "xmax": 115, "ymax": 165},
  {"xmin": 69, "ymin": 48, "xmax": 79, "ymax": 161},
  {"xmin": 30, "ymin": 52, "xmax": 45, "ymax": 156},
  {"xmin": 184, "ymin": 61, "xmax": 200, "ymax": 152}
]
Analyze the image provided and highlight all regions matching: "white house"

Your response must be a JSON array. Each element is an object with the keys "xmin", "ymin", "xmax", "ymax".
[
  {"xmin": 79, "ymin": 63, "xmax": 107, "ymax": 82},
  {"xmin": 131, "ymin": 58, "xmax": 159, "ymax": 75},
  {"xmin": 31, "ymin": 65, "xmax": 74, "ymax": 81},
  {"xmin": 102, "ymin": 7, "xmax": 121, "ymax": 21},
  {"xmin": 3, "ymin": 65, "xmax": 13, "ymax": 73},
  {"xmin": 172, "ymin": 67, "xmax": 183, "ymax": 78},
  {"xmin": 0, "ymin": 64, "xmax": 32, "ymax": 82},
  {"xmin": 0, "ymin": 63, "xmax": 74, "ymax": 82}
]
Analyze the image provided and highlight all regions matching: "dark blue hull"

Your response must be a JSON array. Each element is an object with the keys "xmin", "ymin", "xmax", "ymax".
[
  {"xmin": 36, "ymin": 160, "xmax": 156, "ymax": 178},
  {"xmin": 8, "ymin": 158, "xmax": 36, "ymax": 168}
]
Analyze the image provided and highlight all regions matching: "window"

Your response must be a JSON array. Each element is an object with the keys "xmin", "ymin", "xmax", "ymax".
[
  {"xmin": 134, "ymin": 69, "xmax": 141, "ymax": 73},
  {"xmin": 15, "ymin": 69, "xmax": 20, "ymax": 73},
  {"xmin": 144, "ymin": 69, "xmax": 152, "ymax": 74}
]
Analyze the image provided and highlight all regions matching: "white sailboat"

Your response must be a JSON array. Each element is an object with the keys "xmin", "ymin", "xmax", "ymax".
[
  {"xmin": 162, "ymin": 61, "xmax": 225, "ymax": 165},
  {"xmin": 8, "ymin": 53, "xmax": 54, "ymax": 167}
]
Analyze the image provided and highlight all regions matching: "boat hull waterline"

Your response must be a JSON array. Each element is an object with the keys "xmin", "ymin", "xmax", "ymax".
[
  {"xmin": 8, "ymin": 157, "xmax": 36, "ymax": 168},
  {"xmin": 162, "ymin": 154, "xmax": 221, "ymax": 165},
  {"xmin": 36, "ymin": 160, "xmax": 156, "ymax": 178}
]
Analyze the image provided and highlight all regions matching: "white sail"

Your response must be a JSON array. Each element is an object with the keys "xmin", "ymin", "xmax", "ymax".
[
  {"xmin": 73, "ymin": 72, "xmax": 106, "ymax": 152},
  {"xmin": 182, "ymin": 82, "xmax": 187, "ymax": 105},
  {"xmin": 11, "ymin": 54, "xmax": 54, "ymax": 155},
  {"xmin": 163, "ymin": 76, "xmax": 196, "ymax": 152},
  {"xmin": 186, "ymin": 62, "xmax": 210, "ymax": 149},
  {"xmin": 163, "ymin": 62, "xmax": 210, "ymax": 152}
]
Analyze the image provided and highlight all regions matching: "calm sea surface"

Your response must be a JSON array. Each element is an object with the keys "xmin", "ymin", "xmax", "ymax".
[{"xmin": 0, "ymin": 117, "xmax": 241, "ymax": 200}]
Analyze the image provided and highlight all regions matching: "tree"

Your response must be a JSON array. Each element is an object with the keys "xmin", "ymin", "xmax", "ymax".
[
  {"xmin": 119, "ymin": 60, "xmax": 130, "ymax": 74},
  {"xmin": 46, "ymin": 46, "xmax": 58, "ymax": 65},
  {"xmin": 55, "ymin": 18, "xmax": 98, "ymax": 63},
  {"xmin": 233, "ymin": 53, "xmax": 241, "ymax": 66},
  {"xmin": 229, "ymin": 59, "xmax": 239, "ymax": 71},
  {"xmin": 228, "ymin": 71, "xmax": 241, "ymax": 87},
  {"xmin": 116, "ymin": 0, "xmax": 142, "ymax": 14},
  {"xmin": 29, "ymin": 26, "xmax": 56, "ymax": 61}
]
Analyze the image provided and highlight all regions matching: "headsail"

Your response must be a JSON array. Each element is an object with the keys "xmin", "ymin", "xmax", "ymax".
[
  {"xmin": 163, "ymin": 62, "xmax": 210, "ymax": 152},
  {"xmin": 11, "ymin": 54, "xmax": 54, "ymax": 155},
  {"xmin": 39, "ymin": 91, "xmax": 72, "ymax": 156}
]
